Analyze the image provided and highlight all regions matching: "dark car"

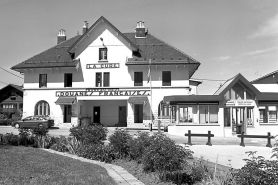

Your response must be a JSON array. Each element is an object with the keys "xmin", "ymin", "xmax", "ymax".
[
  {"xmin": 11, "ymin": 116, "xmax": 54, "ymax": 129},
  {"xmin": 0, "ymin": 114, "xmax": 11, "ymax": 126}
]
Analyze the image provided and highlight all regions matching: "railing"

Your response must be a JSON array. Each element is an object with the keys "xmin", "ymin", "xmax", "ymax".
[
  {"xmin": 237, "ymin": 132, "xmax": 274, "ymax": 148},
  {"xmin": 184, "ymin": 130, "xmax": 214, "ymax": 146}
]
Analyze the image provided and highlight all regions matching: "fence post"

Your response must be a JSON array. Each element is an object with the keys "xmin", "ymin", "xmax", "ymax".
[
  {"xmin": 266, "ymin": 132, "xmax": 272, "ymax": 148},
  {"xmin": 240, "ymin": 131, "xmax": 245, "ymax": 147},
  {"xmin": 206, "ymin": 131, "xmax": 212, "ymax": 146},
  {"xmin": 149, "ymin": 123, "xmax": 152, "ymax": 132},
  {"xmin": 187, "ymin": 130, "xmax": 192, "ymax": 146}
]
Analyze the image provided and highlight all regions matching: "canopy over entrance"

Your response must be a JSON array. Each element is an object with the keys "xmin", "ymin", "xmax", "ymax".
[{"xmin": 55, "ymin": 97, "xmax": 76, "ymax": 105}]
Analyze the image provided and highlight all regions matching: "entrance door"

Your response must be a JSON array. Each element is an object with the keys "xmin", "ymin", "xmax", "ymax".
[
  {"xmin": 119, "ymin": 106, "xmax": 127, "ymax": 123},
  {"xmin": 134, "ymin": 104, "xmax": 143, "ymax": 123},
  {"xmin": 64, "ymin": 105, "xmax": 72, "ymax": 123},
  {"xmin": 232, "ymin": 108, "xmax": 244, "ymax": 134},
  {"xmin": 93, "ymin": 106, "xmax": 100, "ymax": 123}
]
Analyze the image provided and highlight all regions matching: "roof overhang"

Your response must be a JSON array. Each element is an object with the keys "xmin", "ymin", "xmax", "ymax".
[
  {"xmin": 128, "ymin": 96, "xmax": 148, "ymax": 103},
  {"xmin": 11, "ymin": 60, "xmax": 80, "ymax": 72},
  {"xmin": 55, "ymin": 96, "xmax": 76, "ymax": 105},
  {"xmin": 259, "ymin": 92, "xmax": 278, "ymax": 101},
  {"xmin": 163, "ymin": 95, "xmax": 221, "ymax": 105}
]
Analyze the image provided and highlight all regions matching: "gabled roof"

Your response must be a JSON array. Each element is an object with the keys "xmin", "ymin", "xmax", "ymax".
[
  {"xmin": 0, "ymin": 84, "xmax": 23, "ymax": 92},
  {"xmin": 68, "ymin": 16, "xmax": 139, "ymax": 53},
  {"xmin": 124, "ymin": 33, "xmax": 200, "ymax": 78},
  {"xmin": 214, "ymin": 73, "xmax": 261, "ymax": 97},
  {"xmin": 11, "ymin": 16, "xmax": 200, "ymax": 78},
  {"xmin": 251, "ymin": 70, "xmax": 278, "ymax": 84},
  {"xmin": 11, "ymin": 35, "xmax": 81, "ymax": 71}
]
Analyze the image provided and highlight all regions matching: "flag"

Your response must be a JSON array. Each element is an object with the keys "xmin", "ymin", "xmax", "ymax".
[{"xmin": 147, "ymin": 59, "xmax": 151, "ymax": 83}]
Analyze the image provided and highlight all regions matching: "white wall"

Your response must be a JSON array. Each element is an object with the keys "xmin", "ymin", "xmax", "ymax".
[{"xmin": 253, "ymin": 84, "xmax": 278, "ymax": 92}]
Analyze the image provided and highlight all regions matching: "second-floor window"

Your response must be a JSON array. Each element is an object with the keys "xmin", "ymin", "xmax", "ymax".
[
  {"xmin": 39, "ymin": 74, "xmax": 47, "ymax": 88},
  {"xmin": 162, "ymin": 71, "xmax": 171, "ymax": 86},
  {"xmin": 134, "ymin": 72, "xmax": 143, "ymax": 86},
  {"xmin": 96, "ymin": 72, "xmax": 110, "ymax": 87},
  {"xmin": 99, "ymin": 48, "xmax": 107, "ymax": 61},
  {"xmin": 64, "ymin": 73, "xmax": 72, "ymax": 87},
  {"xmin": 96, "ymin": 73, "xmax": 102, "ymax": 87},
  {"xmin": 103, "ymin": 72, "xmax": 110, "ymax": 87}
]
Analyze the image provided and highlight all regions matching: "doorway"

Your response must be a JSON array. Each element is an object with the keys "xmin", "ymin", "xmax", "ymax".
[
  {"xmin": 232, "ymin": 108, "xmax": 244, "ymax": 134},
  {"xmin": 93, "ymin": 106, "xmax": 100, "ymax": 123},
  {"xmin": 64, "ymin": 105, "xmax": 72, "ymax": 123},
  {"xmin": 119, "ymin": 106, "xmax": 127, "ymax": 123},
  {"xmin": 134, "ymin": 104, "xmax": 143, "ymax": 123}
]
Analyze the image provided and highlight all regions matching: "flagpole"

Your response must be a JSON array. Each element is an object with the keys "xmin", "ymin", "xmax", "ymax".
[{"xmin": 149, "ymin": 59, "xmax": 153, "ymax": 131}]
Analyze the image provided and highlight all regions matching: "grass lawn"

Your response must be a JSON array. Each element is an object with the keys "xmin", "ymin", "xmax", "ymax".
[{"xmin": 0, "ymin": 145, "xmax": 116, "ymax": 185}]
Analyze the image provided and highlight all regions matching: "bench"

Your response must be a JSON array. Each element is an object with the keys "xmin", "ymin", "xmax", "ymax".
[
  {"xmin": 237, "ymin": 132, "xmax": 274, "ymax": 148},
  {"xmin": 184, "ymin": 130, "xmax": 214, "ymax": 146}
]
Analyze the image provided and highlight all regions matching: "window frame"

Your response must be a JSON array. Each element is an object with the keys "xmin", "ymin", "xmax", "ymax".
[
  {"xmin": 39, "ymin": 74, "xmax": 47, "ymax": 88},
  {"xmin": 34, "ymin": 100, "xmax": 50, "ymax": 116},
  {"xmin": 162, "ymin": 71, "xmax": 171, "ymax": 86},
  {"xmin": 64, "ymin": 73, "xmax": 72, "ymax": 87},
  {"xmin": 95, "ymin": 72, "xmax": 102, "ymax": 87},
  {"xmin": 134, "ymin": 72, "xmax": 143, "ymax": 86},
  {"xmin": 103, "ymin": 72, "xmax": 110, "ymax": 87},
  {"xmin": 99, "ymin": 48, "xmax": 108, "ymax": 61}
]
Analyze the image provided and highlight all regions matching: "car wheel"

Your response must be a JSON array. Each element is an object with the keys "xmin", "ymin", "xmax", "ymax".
[{"xmin": 14, "ymin": 123, "xmax": 20, "ymax": 129}]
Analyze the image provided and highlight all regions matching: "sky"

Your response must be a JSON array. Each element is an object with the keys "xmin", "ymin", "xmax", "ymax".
[{"xmin": 0, "ymin": 0, "xmax": 277, "ymax": 94}]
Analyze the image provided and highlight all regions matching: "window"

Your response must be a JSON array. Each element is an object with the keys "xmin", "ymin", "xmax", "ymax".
[
  {"xmin": 209, "ymin": 105, "xmax": 218, "ymax": 123},
  {"xmin": 103, "ymin": 72, "xmax": 110, "ymax": 87},
  {"xmin": 64, "ymin": 73, "xmax": 72, "ymax": 87},
  {"xmin": 39, "ymin": 74, "xmax": 47, "ymax": 88},
  {"xmin": 247, "ymin": 108, "xmax": 254, "ymax": 126},
  {"xmin": 99, "ymin": 48, "xmax": 107, "ymax": 61},
  {"xmin": 34, "ymin": 101, "xmax": 50, "ymax": 115},
  {"xmin": 96, "ymin": 73, "xmax": 102, "ymax": 87},
  {"xmin": 134, "ymin": 72, "xmax": 143, "ymax": 86},
  {"xmin": 199, "ymin": 105, "xmax": 209, "ymax": 123},
  {"xmin": 200, "ymin": 105, "xmax": 218, "ymax": 124},
  {"xmin": 260, "ymin": 105, "xmax": 278, "ymax": 123},
  {"xmin": 179, "ymin": 106, "xmax": 194, "ymax": 123},
  {"xmin": 162, "ymin": 71, "xmax": 171, "ymax": 86},
  {"xmin": 224, "ymin": 108, "xmax": 231, "ymax": 127}
]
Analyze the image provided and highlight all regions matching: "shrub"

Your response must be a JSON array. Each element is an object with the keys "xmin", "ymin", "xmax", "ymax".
[
  {"xmin": 4, "ymin": 133, "xmax": 20, "ymax": 146},
  {"xmin": 51, "ymin": 136, "xmax": 81, "ymax": 154},
  {"xmin": 70, "ymin": 125, "xmax": 108, "ymax": 145},
  {"xmin": 50, "ymin": 136, "xmax": 69, "ymax": 152},
  {"xmin": 128, "ymin": 131, "xmax": 152, "ymax": 162},
  {"xmin": 108, "ymin": 128, "xmax": 132, "ymax": 158},
  {"xmin": 31, "ymin": 127, "xmax": 51, "ymax": 148},
  {"xmin": 229, "ymin": 151, "xmax": 278, "ymax": 185},
  {"xmin": 142, "ymin": 133, "xmax": 193, "ymax": 173},
  {"xmin": 18, "ymin": 128, "xmax": 33, "ymax": 146},
  {"xmin": 225, "ymin": 136, "xmax": 278, "ymax": 185},
  {"xmin": 76, "ymin": 144, "xmax": 116, "ymax": 163}
]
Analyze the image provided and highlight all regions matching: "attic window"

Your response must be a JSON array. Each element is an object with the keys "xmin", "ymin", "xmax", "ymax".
[{"xmin": 99, "ymin": 48, "xmax": 107, "ymax": 61}]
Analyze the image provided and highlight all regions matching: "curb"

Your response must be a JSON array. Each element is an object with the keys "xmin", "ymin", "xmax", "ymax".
[{"xmin": 41, "ymin": 149, "xmax": 144, "ymax": 185}]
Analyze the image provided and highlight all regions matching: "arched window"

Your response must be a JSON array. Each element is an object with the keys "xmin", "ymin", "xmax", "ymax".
[{"xmin": 34, "ymin": 101, "xmax": 50, "ymax": 116}]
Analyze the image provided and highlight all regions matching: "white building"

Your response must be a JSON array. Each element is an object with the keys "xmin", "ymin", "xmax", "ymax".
[
  {"xmin": 166, "ymin": 73, "xmax": 278, "ymax": 137},
  {"xmin": 11, "ymin": 16, "xmax": 201, "ymax": 128}
]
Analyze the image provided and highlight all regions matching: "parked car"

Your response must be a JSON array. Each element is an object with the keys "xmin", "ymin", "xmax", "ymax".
[
  {"xmin": 11, "ymin": 116, "xmax": 54, "ymax": 129},
  {"xmin": 0, "ymin": 114, "xmax": 12, "ymax": 125}
]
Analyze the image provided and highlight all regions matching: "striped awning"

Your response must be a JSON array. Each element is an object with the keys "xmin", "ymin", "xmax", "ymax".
[{"xmin": 55, "ymin": 97, "xmax": 76, "ymax": 105}]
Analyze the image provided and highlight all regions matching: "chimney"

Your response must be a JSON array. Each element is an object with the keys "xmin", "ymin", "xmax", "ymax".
[
  {"xmin": 83, "ymin": 21, "xmax": 89, "ymax": 34},
  {"xmin": 135, "ymin": 21, "xmax": 146, "ymax": 38},
  {"xmin": 57, "ymin": 29, "xmax": 66, "ymax": 44}
]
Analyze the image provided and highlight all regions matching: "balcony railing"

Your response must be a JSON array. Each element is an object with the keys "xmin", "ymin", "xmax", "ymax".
[{"xmin": 0, "ymin": 108, "xmax": 19, "ymax": 113}]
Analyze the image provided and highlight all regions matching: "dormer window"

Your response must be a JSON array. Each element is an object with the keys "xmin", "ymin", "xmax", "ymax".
[{"xmin": 99, "ymin": 48, "xmax": 107, "ymax": 61}]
